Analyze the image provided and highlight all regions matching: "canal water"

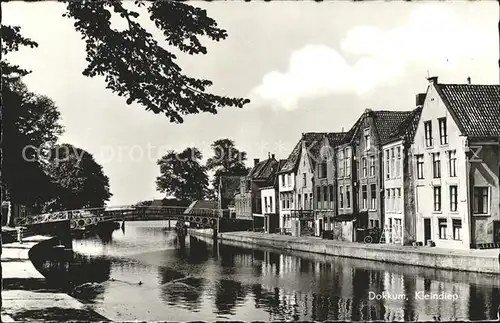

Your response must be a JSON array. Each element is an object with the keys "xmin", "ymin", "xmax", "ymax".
[{"xmin": 30, "ymin": 220, "xmax": 500, "ymax": 321}]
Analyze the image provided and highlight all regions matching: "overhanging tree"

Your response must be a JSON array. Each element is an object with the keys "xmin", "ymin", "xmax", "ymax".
[
  {"xmin": 156, "ymin": 147, "xmax": 209, "ymax": 202},
  {"xmin": 2, "ymin": 1, "xmax": 250, "ymax": 123}
]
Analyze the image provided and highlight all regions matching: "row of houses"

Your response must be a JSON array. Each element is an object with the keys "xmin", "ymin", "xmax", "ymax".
[{"xmin": 219, "ymin": 77, "xmax": 500, "ymax": 250}]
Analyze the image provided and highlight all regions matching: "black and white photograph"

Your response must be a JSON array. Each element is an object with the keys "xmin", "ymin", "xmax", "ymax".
[{"xmin": 1, "ymin": 0, "xmax": 500, "ymax": 321}]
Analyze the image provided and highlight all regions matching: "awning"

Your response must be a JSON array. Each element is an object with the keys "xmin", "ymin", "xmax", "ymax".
[
  {"xmin": 334, "ymin": 211, "xmax": 369, "ymax": 223},
  {"xmin": 252, "ymin": 213, "xmax": 265, "ymax": 218}
]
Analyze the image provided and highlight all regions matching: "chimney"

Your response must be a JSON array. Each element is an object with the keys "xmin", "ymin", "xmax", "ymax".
[
  {"xmin": 427, "ymin": 76, "xmax": 438, "ymax": 84},
  {"xmin": 254, "ymin": 158, "xmax": 260, "ymax": 166},
  {"xmin": 271, "ymin": 154, "xmax": 275, "ymax": 160},
  {"xmin": 268, "ymin": 152, "xmax": 271, "ymax": 159},
  {"xmin": 467, "ymin": 76, "xmax": 471, "ymax": 85},
  {"xmin": 416, "ymin": 93, "xmax": 426, "ymax": 107}
]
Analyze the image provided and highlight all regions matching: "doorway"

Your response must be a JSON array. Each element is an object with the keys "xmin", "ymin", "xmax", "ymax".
[
  {"xmin": 319, "ymin": 219, "xmax": 323, "ymax": 236},
  {"xmin": 424, "ymin": 218, "xmax": 431, "ymax": 242}
]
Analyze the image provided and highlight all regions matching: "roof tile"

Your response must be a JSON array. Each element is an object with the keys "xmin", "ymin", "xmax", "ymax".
[{"xmin": 437, "ymin": 84, "xmax": 500, "ymax": 138}]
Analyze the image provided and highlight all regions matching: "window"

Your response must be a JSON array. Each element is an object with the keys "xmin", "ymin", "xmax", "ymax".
[
  {"xmin": 282, "ymin": 174, "xmax": 286, "ymax": 187},
  {"xmin": 438, "ymin": 117, "xmax": 448, "ymax": 145},
  {"xmin": 438, "ymin": 218, "xmax": 447, "ymax": 239},
  {"xmin": 303, "ymin": 194, "xmax": 307, "ymax": 210},
  {"xmin": 374, "ymin": 220, "xmax": 379, "ymax": 228},
  {"xmin": 396, "ymin": 147, "xmax": 401, "ymax": 178},
  {"xmin": 365, "ymin": 129, "xmax": 371, "ymax": 151},
  {"xmin": 338, "ymin": 153, "xmax": 344, "ymax": 178},
  {"xmin": 281, "ymin": 194, "xmax": 285, "ymax": 209},
  {"xmin": 346, "ymin": 185, "xmax": 351, "ymax": 208},
  {"xmin": 320, "ymin": 162, "xmax": 327, "ymax": 179},
  {"xmin": 362, "ymin": 158, "xmax": 367, "ymax": 178},
  {"xmin": 339, "ymin": 186, "xmax": 344, "ymax": 208},
  {"xmin": 329, "ymin": 185, "xmax": 334, "ymax": 209},
  {"xmin": 433, "ymin": 186, "xmax": 442, "ymax": 212},
  {"xmin": 370, "ymin": 184, "xmax": 377, "ymax": 209},
  {"xmin": 416, "ymin": 155, "xmax": 424, "ymax": 179},
  {"xmin": 369, "ymin": 156, "xmax": 375, "ymax": 177},
  {"xmin": 316, "ymin": 186, "xmax": 321, "ymax": 209},
  {"xmin": 449, "ymin": 185, "xmax": 458, "ymax": 212},
  {"xmin": 370, "ymin": 219, "xmax": 374, "ymax": 228},
  {"xmin": 432, "ymin": 153, "xmax": 441, "ymax": 178},
  {"xmin": 453, "ymin": 219, "xmax": 462, "ymax": 240},
  {"xmin": 297, "ymin": 194, "xmax": 301, "ymax": 209},
  {"xmin": 386, "ymin": 189, "xmax": 391, "ymax": 212},
  {"xmin": 448, "ymin": 150, "xmax": 457, "ymax": 177},
  {"xmin": 264, "ymin": 197, "xmax": 268, "ymax": 212},
  {"xmin": 390, "ymin": 148, "xmax": 395, "ymax": 179},
  {"xmin": 345, "ymin": 148, "xmax": 351, "ymax": 176},
  {"xmin": 391, "ymin": 188, "xmax": 396, "ymax": 213},
  {"xmin": 287, "ymin": 174, "xmax": 292, "ymax": 187},
  {"xmin": 323, "ymin": 186, "xmax": 328, "ymax": 209},
  {"xmin": 269, "ymin": 196, "xmax": 273, "ymax": 213},
  {"xmin": 424, "ymin": 121, "xmax": 433, "ymax": 147},
  {"xmin": 362, "ymin": 185, "xmax": 368, "ymax": 210},
  {"xmin": 473, "ymin": 187, "xmax": 489, "ymax": 214},
  {"xmin": 397, "ymin": 188, "xmax": 402, "ymax": 213},
  {"xmin": 386, "ymin": 150, "xmax": 390, "ymax": 179}
]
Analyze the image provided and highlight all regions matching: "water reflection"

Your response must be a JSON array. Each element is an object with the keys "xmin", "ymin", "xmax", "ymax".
[{"xmin": 30, "ymin": 221, "xmax": 500, "ymax": 321}]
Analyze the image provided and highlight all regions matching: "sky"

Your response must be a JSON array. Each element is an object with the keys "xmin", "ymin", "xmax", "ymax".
[{"xmin": 3, "ymin": 1, "xmax": 499, "ymax": 206}]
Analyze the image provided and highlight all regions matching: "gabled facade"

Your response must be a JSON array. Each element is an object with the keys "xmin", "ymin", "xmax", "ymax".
[
  {"xmin": 312, "ymin": 132, "xmax": 345, "ymax": 236},
  {"xmin": 412, "ymin": 77, "xmax": 500, "ymax": 249},
  {"xmin": 335, "ymin": 109, "xmax": 412, "ymax": 242},
  {"xmin": 278, "ymin": 133, "xmax": 325, "ymax": 234},
  {"xmin": 382, "ymin": 102, "xmax": 423, "ymax": 245},
  {"xmin": 234, "ymin": 153, "xmax": 281, "ymax": 226}
]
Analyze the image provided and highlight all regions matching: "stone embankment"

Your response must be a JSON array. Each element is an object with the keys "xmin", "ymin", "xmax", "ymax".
[
  {"xmin": 1, "ymin": 235, "xmax": 110, "ymax": 322},
  {"xmin": 188, "ymin": 229, "xmax": 500, "ymax": 274}
]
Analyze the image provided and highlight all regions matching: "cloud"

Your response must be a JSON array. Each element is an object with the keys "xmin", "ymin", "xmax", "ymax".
[{"xmin": 250, "ymin": 4, "xmax": 496, "ymax": 111}]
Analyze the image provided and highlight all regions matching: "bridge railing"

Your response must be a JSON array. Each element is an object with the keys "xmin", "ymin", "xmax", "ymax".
[{"xmin": 15, "ymin": 205, "xmax": 226, "ymax": 227}]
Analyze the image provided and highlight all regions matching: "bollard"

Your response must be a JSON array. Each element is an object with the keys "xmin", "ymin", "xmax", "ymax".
[{"xmin": 17, "ymin": 227, "xmax": 23, "ymax": 244}]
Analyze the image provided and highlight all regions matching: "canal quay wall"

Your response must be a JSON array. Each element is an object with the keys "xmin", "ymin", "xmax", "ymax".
[
  {"xmin": 1, "ymin": 235, "xmax": 110, "ymax": 322},
  {"xmin": 188, "ymin": 229, "xmax": 500, "ymax": 274}
]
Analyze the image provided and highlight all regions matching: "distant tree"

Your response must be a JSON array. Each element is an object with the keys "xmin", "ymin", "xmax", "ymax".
[
  {"xmin": 2, "ymin": 80, "xmax": 64, "ymax": 211},
  {"xmin": 2, "ymin": 1, "xmax": 250, "ymax": 123},
  {"xmin": 46, "ymin": 144, "xmax": 112, "ymax": 210},
  {"xmin": 156, "ymin": 147, "xmax": 209, "ymax": 202},
  {"xmin": 206, "ymin": 138, "xmax": 249, "ymax": 190},
  {"xmin": 135, "ymin": 200, "xmax": 153, "ymax": 207},
  {"xmin": 204, "ymin": 188, "xmax": 217, "ymax": 202}
]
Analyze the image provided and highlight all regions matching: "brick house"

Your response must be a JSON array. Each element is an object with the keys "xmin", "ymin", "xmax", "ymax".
[
  {"xmin": 234, "ymin": 154, "xmax": 281, "ymax": 228},
  {"xmin": 381, "ymin": 102, "xmax": 423, "ymax": 245},
  {"xmin": 412, "ymin": 77, "xmax": 500, "ymax": 249},
  {"xmin": 312, "ymin": 132, "xmax": 345, "ymax": 236},
  {"xmin": 335, "ymin": 109, "xmax": 412, "ymax": 242}
]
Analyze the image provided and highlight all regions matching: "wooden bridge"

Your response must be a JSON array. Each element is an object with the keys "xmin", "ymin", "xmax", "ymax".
[{"xmin": 14, "ymin": 205, "xmax": 223, "ymax": 231}]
